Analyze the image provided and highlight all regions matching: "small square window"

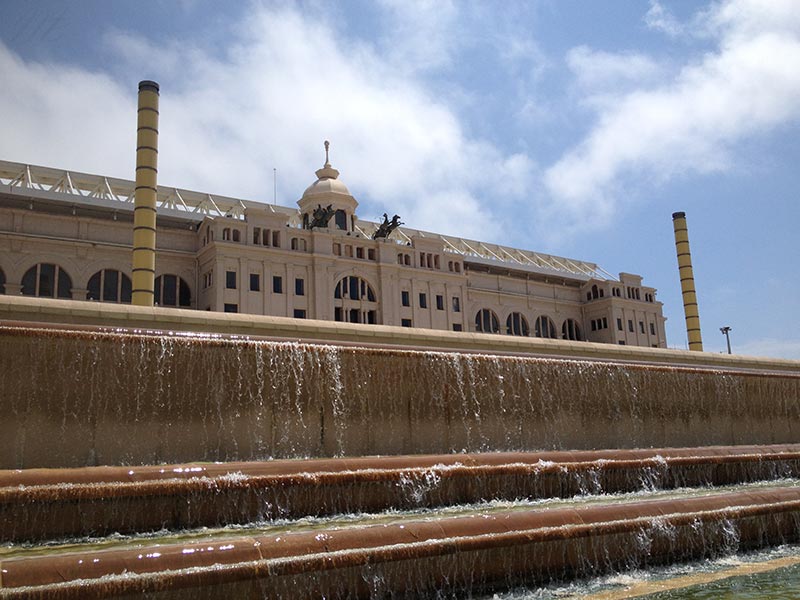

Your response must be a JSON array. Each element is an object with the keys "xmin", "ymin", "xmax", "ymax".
[
  {"xmin": 436, "ymin": 294, "xmax": 444, "ymax": 310},
  {"xmin": 295, "ymin": 278, "xmax": 305, "ymax": 296},
  {"xmin": 401, "ymin": 291, "xmax": 410, "ymax": 307},
  {"xmin": 294, "ymin": 309, "xmax": 306, "ymax": 319},
  {"xmin": 419, "ymin": 293, "xmax": 427, "ymax": 309},
  {"xmin": 250, "ymin": 273, "xmax": 260, "ymax": 292},
  {"xmin": 452, "ymin": 324, "xmax": 463, "ymax": 332},
  {"xmin": 401, "ymin": 318, "xmax": 412, "ymax": 327},
  {"xmin": 226, "ymin": 271, "xmax": 237, "ymax": 289},
  {"xmin": 618, "ymin": 340, "xmax": 626, "ymax": 345},
  {"xmin": 224, "ymin": 303, "xmax": 238, "ymax": 313},
  {"xmin": 273, "ymin": 276, "xmax": 283, "ymax": 294}
]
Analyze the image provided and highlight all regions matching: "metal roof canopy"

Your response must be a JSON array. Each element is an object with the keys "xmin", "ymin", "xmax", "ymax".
[{"xmin": 0, "ymin": 160, "xmax": 615, "ymax": 281}]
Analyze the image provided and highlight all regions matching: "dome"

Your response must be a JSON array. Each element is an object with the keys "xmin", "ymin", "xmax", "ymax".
[
  {"xmin": 298, "ymin": 141, "xmax": 358, "ymax": 212},
  {"xmin": 301, "ymin": 164, "xmax": 352, "ymax": 199}
]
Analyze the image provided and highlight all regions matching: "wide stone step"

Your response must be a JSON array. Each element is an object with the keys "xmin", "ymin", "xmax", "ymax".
[
  {"xmin": 3, "ymin": 486, "xmax": 800, "ymax": 599},
  {"xmin": 3, "ymin": 444, "xmax": 800, "ymax": 543}
]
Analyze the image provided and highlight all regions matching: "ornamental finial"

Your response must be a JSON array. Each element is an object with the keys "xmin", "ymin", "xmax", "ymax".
[{"xmin": 324, "ymin": 140, "xmax": 330, "ymax": 167}]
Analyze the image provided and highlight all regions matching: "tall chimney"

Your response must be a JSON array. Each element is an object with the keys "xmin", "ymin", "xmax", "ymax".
[
  {"xmin": 672, "ymin": 211, "xmax": 703, "ymax": 351},
  {"xmin": 132, "ymin": 80, "xmax": 160, "ymax": 307}
]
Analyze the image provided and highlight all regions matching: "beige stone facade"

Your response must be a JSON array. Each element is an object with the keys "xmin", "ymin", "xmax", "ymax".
[{"xmin": 0, "ymin": 158, "xmax": 666, "ymax": 347}]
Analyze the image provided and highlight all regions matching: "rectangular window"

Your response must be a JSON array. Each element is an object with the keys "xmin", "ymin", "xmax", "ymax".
[
  {"xmin": 252, "ymin": 228, "xmax": 261, "ymax": 244},
  {"xmin": 295, "ymin": 278, "xmax": 305, "ymax": 296},
  {"xmin": 367, "ymin": 249, "xmax": 376, "ymax": 260},
  {"xmin": 617, "ymin": 318, "xmax": 623, "ymax": 331},
  {"xmin": 602, "ymin": 317, "xmax": 608, "ymax": 329},
  {"xmin": 250, "ymin": 274, "xmax": 260, "ymax": 292},
  {"xmin": 273, "ymin": 276, "xmax": 283, "ymax": 294},
  {"xmin": 356, "ymin": 247, "xmax": 364, "ymax": 259},
  {"xmin": 436, "ymin": 294, "xmax": 444, "ymax": 310},
  {"xmin": 452, "ymin": 324, "xmax": 463, "ymax": 332},
  {"xmin": 452, "ymin": 297, "xmax": 461, "ymax": 312},
  {"xmin": 271, "ymin": 231, "xmax": 280, "ymax": 247},
  {"xmin": 293, "ymin": 309, "xmax": 306, "ymax": 319},
  {"xmin": 226, "ymin": 271, "xmax": 237, "ymax": 289},
  {"xmin": 591, "ymin": 320, "xmax": 597, "ymax": 331},
  {"xmin": 618, "ymin": 340, "xmax": 626, "ymax": 345},
  {"xmin": 333, "ymin": 243, "xmax": 341, "ymax": 256},
  {"xmin": 628, "ymin": 320, "xmax": 634, "ymax": 333},
  {"xmin": 224, "ymin": 303, "xmax": 238, "ymax": 313},
  {"xmin": 639, "ymin": 321, "xmax": 645, "ymax": 334},
  {"xmin": 401, "ymin": 318, "xmax": 412, "ymax": 327},
  {"xmin": 401, "ymin": 290, "xmax": 410, "ymax": 307},
  {"xmin": 345, "ymin": 245, "xmax": 353, "ymax": 258},
  {"xmin": 419, "ymin": 293, "xmax": 427, "ymax": 309},
  {"xmin": 650, "ymin": 323, "xmax": 656, "ymax": 335}
]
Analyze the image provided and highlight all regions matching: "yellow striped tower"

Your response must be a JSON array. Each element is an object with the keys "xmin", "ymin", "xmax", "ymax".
[
  {"xmin": 132, "ymin": 80, "xmax": 160, "ymax": 306},
  {"xmin": 672, "ymin": 211, "xmax": 703, "ymax": 351}
]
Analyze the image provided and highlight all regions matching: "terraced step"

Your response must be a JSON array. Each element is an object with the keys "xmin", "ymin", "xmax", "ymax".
[
  {"xmin": 3, "ymin": 486, "xmax": 800, "ymax": 599},
  {"xmin": 2, "ymin": 444, "xmax": 800, "ymax": 542}
]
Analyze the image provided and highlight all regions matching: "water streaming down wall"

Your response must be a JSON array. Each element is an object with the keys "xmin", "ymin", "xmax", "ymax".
[{"xmin": 1, "ymin": 326, "xmax": 799, "ymax": 469}]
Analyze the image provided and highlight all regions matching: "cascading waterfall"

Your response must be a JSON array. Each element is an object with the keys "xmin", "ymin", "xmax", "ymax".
[
  {"xmin": 1, "ymin": 326, "xmax": 798, "ymax": 469},
  {"xmin": 2, "ymin": 323, "xmax": 800, "ymax": 598}
]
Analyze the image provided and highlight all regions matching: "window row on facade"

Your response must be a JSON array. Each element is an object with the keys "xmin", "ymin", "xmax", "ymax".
[
  {"xmin": 395, "ymin": 251, "xmax": 463, "ymax": 273},
  {"xmin": 0, "ymin": 264, "xmax": 191, "ymax": 308},
  {"xmin": 587, "ymin": 283, "xmax": 656, "ymax": 303},
  {"xmin": 474, "ymin": 308, "xmax": 584, "ymax": 341},
  {"xmin": 334, "ymin": 243, "xmax": 376, "ymax": 261}
]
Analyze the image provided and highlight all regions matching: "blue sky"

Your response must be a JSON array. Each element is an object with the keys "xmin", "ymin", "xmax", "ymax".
[{"xmin": 1, "ymin": 0, "xmax": 798, "ymax": 358}]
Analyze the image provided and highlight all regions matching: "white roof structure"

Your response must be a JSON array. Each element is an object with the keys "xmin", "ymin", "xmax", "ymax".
[{"xmin": 0, "ymin": 159, "xmax": 614, "ymax": 281}]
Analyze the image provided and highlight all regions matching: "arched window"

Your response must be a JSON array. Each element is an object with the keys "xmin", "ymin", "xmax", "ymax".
[
  {"xmin": 506, "ymin": 312, "xmax": 529, "ymax": 336},
  {"xmin": 562, "ymin": 318, "xmax": 584, "ymax": 341},
  {"xmin": 0, "ymin": 268, "xmax": 5, "ymax": 294},
  {"xmin": 154, "ymin": 274, "xmax": 192, "ymax": 307},
  {"xmin": 21, "ymin": 263, "xmax": 72, "ymax": 298},
  {"xmin": 222, "ymin": 228, "xmax": 231, "ymax": 241},
  {"xmin": 334, "ymin": 209, "xmax": 347, "ymax": 230},
  {"xmin": 232, "ymin": 229, "xmax": 241, "ymax": 242},
  {"xmin": 87, "ymin": 269, "xmax": 132, "ymax": 303},
  {"xmin": 534, "ymin": 315, "xmax": 557, "ymax": 339},
  {"xmin": 333, "ymin": 275, "xmax": 378, "ymax": 324},
  {"xmin": 591, "ymin": 284, "xmax": 599, "ymax": 300},
  {"xmin": 475, "ymin": 308, "xmax": 500, "ymax": 334}
]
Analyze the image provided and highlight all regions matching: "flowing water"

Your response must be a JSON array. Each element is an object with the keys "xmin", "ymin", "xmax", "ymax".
[
  {"xmin": 2, "ymin": 326, "xmax": 799, "ymax": 469},
  {"xmin": 2, "ymin": 324, "xmax": 800, "ymax": 597}
]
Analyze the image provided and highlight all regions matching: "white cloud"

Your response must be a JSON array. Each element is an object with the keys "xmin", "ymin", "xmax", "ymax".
[
  {"xmin": 567, "ymin": 46, "xmax": 664, "ymax": 93},
  {"xmin": 544, "ymin": 0, "xmax": 800, "ymax": 231},
  {"xmin": 376, "ymin": 0, "xmax": 459, "ymax": 73},
  {"xmin": 644, "ymin": 1, "xmax": 684, "ymax": 37},
  {"xmin": 0, "ymin": 5, "xmax": 537, "ymax": 242}
]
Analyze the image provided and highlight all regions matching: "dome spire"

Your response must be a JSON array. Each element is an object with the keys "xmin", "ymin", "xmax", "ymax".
[{"xmin": 315, "ymin": 139, "xmax": 339, "ymax": 181}]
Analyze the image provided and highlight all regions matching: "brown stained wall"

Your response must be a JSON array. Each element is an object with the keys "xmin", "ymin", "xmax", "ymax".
[{"xmin": 1, "ymin": 319, "xmax": 799, "ymax": 469}]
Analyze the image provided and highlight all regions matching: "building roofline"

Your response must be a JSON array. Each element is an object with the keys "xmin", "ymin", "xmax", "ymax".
[{"xmin": 0, "ymin": 159, "xmax": 615, "ymax": 281}]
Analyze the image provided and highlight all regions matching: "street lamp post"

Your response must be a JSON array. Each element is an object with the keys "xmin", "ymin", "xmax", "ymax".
[{"xmin": 720, "ymin": 326, "xmax": 732, "ymax": 354}]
